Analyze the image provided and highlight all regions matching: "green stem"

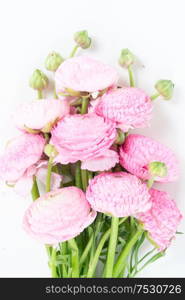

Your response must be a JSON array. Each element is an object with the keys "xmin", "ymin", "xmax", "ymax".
[
  {"xmin": 88, "ymin": 171, "xmax": 93, "ymax": 180},
  {"xmin": 68, "ymin": 239, "xmax": 79, "ymax": 277},
  {"xmin": 69, "ymin": 45, "xmax": 79, "ymax": 58},
  {"xmin": 59, "ymin": 242, "xmax": 68, "ymax": 277},
  {"xmin": 128, "ymin": 65, "xmax": 135, "ymax": 87},
  {"xmin": 75, "ymin": 161, "xmax": 82, "ymax": 189},
  {"xmin": 117, "ymin": 263, "xmax": 127, "ymax": 278},
  {"xmin": 44, "ymin": 133, "xmax": 50, "ymax": 143},
  {"xmin": 119, "ymin": 217, "xmax": 128, "ymax": 226},
  {"xmin": 79, "ymin": 96, "xmax": 90, "ymax": 192},
  {"xmin": 130, "ymin": 216, "xmax": 136, "ymax": 236},
  {"xmin": 46, "ymin": 157, "xmax": 53, "ymax": 193},
  {"xmin": 105, "ymin": 217, "xmax": 119, "ymax": 277},
  {"xmin": 81, "ymin": 169, "xmax": 88, "ymax": 191},
  {"xmin": 87, "ymin": 228, "xmax": 111, "ymax": 278},
  {"xmin": 81, "ymin": 97, "xmax": 89, "ymax": 114},
  {"xmin": 80, "ymin": 235, "xmax": 94, "ymax": 267},
  {"xmin": 45, "ymin": 245, "xmax": 52, "ymax": 258},
  {"xmin": 51, "ymin": 247, "xmax": 58, "ymax": 278},
  {"xmin": 150, "ymin": 93, "xmax": 160, "ymax": 100},
  {"xmin": 131, "ymin": 251, "xmax": 165, "ymax": 277},
  {"xmin": 88, "ymin": 230, "xmax": 95, "ymax": 269},
  {"xmin": 113, "ymin": 228, "xmax": 143, "ymax": 278},
  {"xmin": 129, "ymin": 248, "xmax": 156, "ymax": 277},
  {"xmin": 37, "ymin": 89, "xmax": 43, "ymax": 99},
  {"xmin": 31, "ymin": 176, "xmax": 40, "ymax": 200}
]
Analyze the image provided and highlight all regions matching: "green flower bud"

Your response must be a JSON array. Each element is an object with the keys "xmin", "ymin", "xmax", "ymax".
[
  {"xmin": 74, "ymin": 30, "xmax": 91, "ymax": 49},
  {"xmin": 148, "ymin": 161, "xmax": 167, "ymax": 178},
  {"xmin": 119, "ymin": 48, "xmax": 135, "ymax": 68},
  {"xmin": 155, "ymin": 80, "xmax": 174, "ymax": 100},
  {"xmin": 115, "ymin": 129, "xmax": 125, "ymax": 145},
  {"xmin": 44, "ymin": 144, "xmax": 58, "ymax": 158},
  {"xmin": 45, "ymin": 52, "xmax": 64, "ymax": 71},
  {"xmin": 29, "ymin": 69, "xmax": 48, "ymax": 90}
]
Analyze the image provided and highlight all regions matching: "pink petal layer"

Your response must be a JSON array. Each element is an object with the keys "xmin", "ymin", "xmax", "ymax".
[
  {"xmin": 0, "ymin": 133, "xmax": 45, "ymax": 182},
  {"xmin": 120, "ymin": 134, "xmax": 179, "ymax": 182},
  {"xmin": 86, "ymin": 172, "xmax": 151, "ymax": 217},
  {"xmin": 95, "ymin": 87, "xmax": 153, "ymax": 131},
  {"xmin": 55, "ymin": 55, "xmax": 118, "ymax": 93},
  {"xmin": 136, "ymin": 188, "xmax": 182, "ymax": 251},
  {"xmin": 14, "ymin": 161, "xmax": 62, "ymax": 197},
  {"xmin": 51, "ymin": 113, "xmax": 116, "ymax": 164},
  {"xmin": 81, "ymin": 149, "xmax": 119, "ymax": 171},
  {"xmin": 12, "ymin": 99, "xmax": 69, "ymax": 131},
  {"xmin": 23, "ymin": 187, "xmax": 97, "ymax": 244}
]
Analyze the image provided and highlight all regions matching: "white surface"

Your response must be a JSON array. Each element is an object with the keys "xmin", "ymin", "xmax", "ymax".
[{"xmin": 0, "ymin": 0, "xmax": 184, "ymax": 277}]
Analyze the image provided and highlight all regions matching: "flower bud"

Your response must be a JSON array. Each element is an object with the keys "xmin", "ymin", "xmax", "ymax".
[
  {"xmin": 119, "ymin": 48, "xmax": 135, "ymax": 68},
  {"xmin": 44, "ymin": 144, "xmax": 58, "ymax": 158},
  {"xmin": 115, "ymin": 129, "xmax": 125, "ymax": 145},
  {"xmin": 148, "ymin": 161, "xmax": 167, "ymax": 178},
  {"xmin": 45, "ymin": 52, "xmax": 64, "ymax": 71},
  {"xmin": 74, "ymin": 30, "xmax": 91, "ymax": 49},
  {"xmin": 155, "ymin": 80, "xmax": 174, "ymax": 100},
  {"xmin": 29, "ymin": 69, "xmax": 48, "ymax": 90}
]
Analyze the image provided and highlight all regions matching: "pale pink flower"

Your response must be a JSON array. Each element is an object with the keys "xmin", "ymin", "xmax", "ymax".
[
  {"xmin": 12, "ymin": 99, "xmax": 69, "ymax": 132},
  {"xmin": 137, "ymin": 189, "xmax": 182, "ymax": 251},
  {"xmin": 86, "ymin": 172, "xmax": 151, "ymax": 217},
  {"xmin": 23, "ymin": 187, "xmax": 97, "ymax": 244},
  {"xmin": 120, "ymin": 134, "xmax": 179, "ymax": 182},
  {"xmin": 81, "ymin": 149, "xmax": 119, "ymax": 171},
  {"xmin": 95, "ymin": 88, "xmax": 153, "ymax": 131},
  {"xmin": 0, "ymin": 133, "xmax": 45, "ymax": 182},
  {"xmin": 55, "ymin": 55, "xmax": 118, "ymax": 94},
  {"xmin": 51, "ymin": 113, "xmax": 117, "ymax": 164},
  {"xmin": 14, "ymin": 161, "xmax": 62, "ymax": 197}
]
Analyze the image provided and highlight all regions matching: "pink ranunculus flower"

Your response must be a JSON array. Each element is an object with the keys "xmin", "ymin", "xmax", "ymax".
[
  {"xmin": 0, "ymin": 133, "xmax": 45, "ymax": 182},
  {"xmin": 95, "ymin": 87, "xmax": 153, "ymax": 132},
  {"xmin": 120, "ymin": 134, "xmax": 179, "ymax": 182},
  {"xmin": 136, "ymin": 189, "xmax": 182, "ymax": 251},
  {"xmin": 51, "ymin": 113, "xmax": 117, "ymax": 164},
  {"xmin": 14, "ymin": 161, "xmax": 62, "ymax": 197},
  {"xmin": 81, "ymin": 149, "xmax": 119, "ymax": 172},
  {"xmin": 55, "ymin": 55, "xmax": 118, "ymax": 94},
  {"xmin": 86, "ymin": 172, "xmax": 151, "ymax": 217},
  {"xmin": 23, "ymin": 187, "xmax": 97, "ymax": 244},
  {"xmin": 12, "ymin": 99, "xmax": 70, "ymax": 132}
]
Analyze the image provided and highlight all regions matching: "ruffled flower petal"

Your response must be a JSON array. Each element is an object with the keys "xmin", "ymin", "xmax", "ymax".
[{"xmin": 81, "ymin": 149, "xmax": 119, "ymax": 171}]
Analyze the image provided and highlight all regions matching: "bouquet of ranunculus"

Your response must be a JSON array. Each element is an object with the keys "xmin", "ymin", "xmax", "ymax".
[{"xmin": 0, "ymin": 30, "xmax": 182, "ymax": 278}]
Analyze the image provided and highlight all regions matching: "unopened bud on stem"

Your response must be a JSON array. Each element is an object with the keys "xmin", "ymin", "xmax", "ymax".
[
  {"xmin": 74, "ymin": 30, "xmax": 91, "ymax": 49},
  {"xmin": 45, "ymin": 52, "xmax": 64, "ymax": 71},
  {"xmin": 115, "ymin": 129, "xmax": 125, "ymax": 145},
  {"xmin": 148, "ymin": 161, "xmax": 167, "ymax": 178},
  {"xmin": 154, "ymin": 80, "xmax": 174, "ymax": 100},
  {"xmin": 119, "ymin": 48, "xmax": 135, "ymax": 68},
  {"xmin": 29, "ymin": 69, "xmax": 48, "ymax": 91},
  {"xmin": 44, "ymin": 144, "xmax": 58, "ymax": 159}
]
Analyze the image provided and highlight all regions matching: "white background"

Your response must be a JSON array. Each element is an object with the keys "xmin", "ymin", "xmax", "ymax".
[{"xmin": 0, "ymin": 0, "xmax": 184, "ymax": 277}]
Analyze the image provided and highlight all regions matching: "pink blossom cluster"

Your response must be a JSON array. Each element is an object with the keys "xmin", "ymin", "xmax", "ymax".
[{"xmin": 0, "ymin": 54, "xmax": 182, "ymax": 256}]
